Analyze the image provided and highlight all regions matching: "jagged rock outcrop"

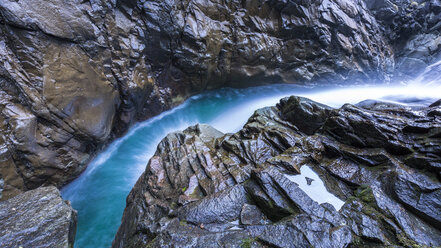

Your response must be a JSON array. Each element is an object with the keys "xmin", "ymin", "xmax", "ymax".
[
  {"xmin": 113, "ymin": 96, "xmax": 441, "ymax": 248},
  {"xmin": 0, "ymin": 0, "xmax": 398, "ymax": 199},
  {"xmin": 0, "ymin": 186, "xmax": 77, "ymax": 248},
  {"xmin": 365, "ymin": 0, "xmax": 441, "ymax": 79}
]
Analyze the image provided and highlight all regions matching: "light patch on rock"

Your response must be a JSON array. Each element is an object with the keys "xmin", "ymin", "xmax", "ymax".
[{"xmin": 284, "ymin": 166, "xmax": 345, "ymax": 211}]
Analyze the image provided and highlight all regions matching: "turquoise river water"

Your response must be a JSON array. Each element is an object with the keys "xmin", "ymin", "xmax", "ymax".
[{"xmin": 61, "ymin": 82, "xmax": 441, "ymax": 248}]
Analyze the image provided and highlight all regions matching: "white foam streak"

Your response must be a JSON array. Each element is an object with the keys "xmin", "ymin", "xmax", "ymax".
[
  {"xmin": 208, "ymin": 83, "xmax": 440, "ymax": 135},
  {"xmin": 63, "ymin": 82, "xmax": 440, "ymax": 196},
  {"xmin": 210, "ymin": 96, "xmax": 287, "ymax": 132},
  {"xmin": 301, "ymin": 84, "xmax": 441, "ymax": 108},
  {"xmin": 61, "ymin": 100, "xmax": 194, "ymax": 193},
  {"xmin": 411, "ymin": 59, "xmax": 441, "ymax": 86},
  {"xmin": 128, "ymin": 122, "xmax": 192, "ymax": 184}
]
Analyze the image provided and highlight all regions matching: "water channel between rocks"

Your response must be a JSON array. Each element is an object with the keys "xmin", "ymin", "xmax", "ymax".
[{"xmin": 61, "ymin": 83, "xmax": 441, "ymax": 248}]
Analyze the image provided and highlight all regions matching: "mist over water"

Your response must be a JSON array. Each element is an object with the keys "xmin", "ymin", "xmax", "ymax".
[{"xmin": 62, "ymin": 68, "xmax": 441, "ymax": 247}]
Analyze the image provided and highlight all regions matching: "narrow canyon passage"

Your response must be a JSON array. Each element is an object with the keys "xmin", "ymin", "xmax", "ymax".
[
  {"xmin": 1, "ymin": 0, "xmax": 441, "ymax": 247},
  {"xmin": 61, "ymin": 81, "xmax": 441, "ymax": 248}
]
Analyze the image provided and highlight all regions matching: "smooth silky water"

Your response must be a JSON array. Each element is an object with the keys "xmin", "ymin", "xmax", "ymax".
[{"xmin": 61, "ymin": 81, "xmax": 441, "ymax": 248}]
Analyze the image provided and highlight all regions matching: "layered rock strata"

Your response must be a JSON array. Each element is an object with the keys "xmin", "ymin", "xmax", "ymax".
[
  {"xmin": 113, "ymin": 96, "xmax": 441, "ymax": 248},
  {"xmin": 0, "ymin": 186, "xmax": 77, "ymax": 248},
  {"xmin": 0, "ymin": 0, "xmax": 400, "ymax": 198}
]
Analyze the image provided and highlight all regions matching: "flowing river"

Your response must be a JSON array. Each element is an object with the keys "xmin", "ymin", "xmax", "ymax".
[{"xmin": 61, "ymin": 81, "xmax": 441, "ymax": 248}]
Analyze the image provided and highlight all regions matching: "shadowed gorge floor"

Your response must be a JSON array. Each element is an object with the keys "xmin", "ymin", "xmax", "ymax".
[{"xmin": 61, "ymin": 83, "xmax": 441, "ymax": 248}]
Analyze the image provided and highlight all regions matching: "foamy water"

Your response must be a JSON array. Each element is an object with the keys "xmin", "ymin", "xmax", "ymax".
[{"xmin": 62, "ymin": 75, "xmax": 440, "ymax": 247}]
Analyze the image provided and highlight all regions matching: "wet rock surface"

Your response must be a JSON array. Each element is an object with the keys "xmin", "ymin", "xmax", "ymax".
[
  {"xmin": 114, "ymin": 96, "xmax": 441, "ymax": 248},
  {"xmin": 0, "ymin": 186, "xmax": 77, "ymax": 248},
  {"xmin": 0, "ymin": 0, "xmax": 424, "ymax": 199},
  {"xmin": 365, "ymin": 0, "xmax": 441, "ymax": 79}
]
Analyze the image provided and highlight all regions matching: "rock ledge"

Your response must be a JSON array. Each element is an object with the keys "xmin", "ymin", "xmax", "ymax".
[{"xmin": 0, "ymin": 186, "xmax": 77, "ymax": 248}]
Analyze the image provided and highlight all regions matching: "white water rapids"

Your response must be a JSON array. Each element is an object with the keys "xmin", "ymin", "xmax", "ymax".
[{"xmin": 62, "ymin": 61, "xmax": 441, "ymax": 248}]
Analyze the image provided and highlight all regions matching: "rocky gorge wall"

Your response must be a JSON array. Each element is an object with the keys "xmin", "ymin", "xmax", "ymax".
[
  {"xmin": 0, "ymin": 0, "xmax": 440, "ymax": 200},
  {"xmin": 366, "ymin": 0, "xmax": 441, "ymax": 80},
  {"xmin": 113, "ymin": 96, "xmax": 441, "ymax": 247}
]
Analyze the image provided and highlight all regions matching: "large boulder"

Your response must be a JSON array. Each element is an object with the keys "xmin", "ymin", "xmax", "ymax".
[
  {"xmin": 113, "ymin": 96, "xmax": 441, "ymax": 247},
  {"xmin": 0, "ymin": 186, "xmax": 77, "ymax": 248}
]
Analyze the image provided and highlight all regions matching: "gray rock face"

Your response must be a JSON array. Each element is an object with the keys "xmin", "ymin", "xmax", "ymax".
[
  {"xmin": 0, "ymin": 0, "xmax": 437, "ymax": 200},
  {"xmin": 0, "ymin": 178, "xmax": 3, "ymax": 199},
  {"xmin": 134, "ymin": 0, "xmax": 394, "ymax": 85},
  {"xmin": 0, "ymin": 186, "xmax": 77, "ymax": 248},
  {"xmin": 365, "ymin": 0, "xmax": 441, "ymax": 79},
  {"xmin": 113, "ymin": 96, "xmax": 441, "ymax": 247},
  {"xmin": 0, "ymin": 0, "xmax": 97, "ymax": 41},
  {"xmin": 0, "ymin": 0, "xmax": 395, "ymax": 199}
]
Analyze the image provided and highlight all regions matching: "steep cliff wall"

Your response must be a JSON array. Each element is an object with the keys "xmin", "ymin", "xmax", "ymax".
[
  {"xmin": 0, "ymin": 0, "xmax": 438, "ymax": 199},
  {"xmin": 365, "ymin": 0, "xmax": 441, "ymax": 79}
]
